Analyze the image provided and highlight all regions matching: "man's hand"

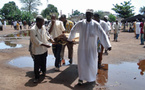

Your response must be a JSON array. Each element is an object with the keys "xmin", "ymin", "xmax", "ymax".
[
  {"xmin": 41, "ymin": 44, "xmax": 51, "ymax": 48},
  {"xmin": 108, "ymin": 47, "xmax": 112, "ymax": 51},
  {"xmin": 51, "ymin": 20, "xmax": 55, "ymax": 25}
]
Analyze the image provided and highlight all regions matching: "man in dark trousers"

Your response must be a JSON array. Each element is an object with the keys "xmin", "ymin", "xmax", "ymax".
[{"xmin": 30, "ymin": 15, "xmax": 51, "ymax": 83}]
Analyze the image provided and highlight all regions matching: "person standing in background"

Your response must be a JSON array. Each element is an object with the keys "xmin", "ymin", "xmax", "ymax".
[
  {"xmin": 4, "ymin": 19, "xmax": 6, "ymax": 29},
  {"xmin": 13, "ymin": 20, "xmax": 17, "ymax": 30},
  {"xmin": 0, "ymin": 18, "xmax": 3, "ymax": 31},
  {"xmin": 140, "ymin": 18, "xmax": 144, "ymax": 45},
  {"xmin": 19, "ymin": 20, "xmax": 23, "ymax": 30},
  {"xmin": 113, "ymin": 20, "xmax": 121, "ymax": 42},
  {"xmin": 60, "ymin": 14, "xmax": 74, "ymax": 64},
  {"xmin": 135, "ymin": 19, "xmax": 141, "ymax": 39},
  {"xmin": 133, "ymin": 20, "xmax": 136, "ymax": 37},
  {"xmin": 104, "ymin": 15, "xmax": 111, "ymax": 55},
  {"xmin": 23, "ymin": 20, "xmax": 27, "ymax": 29},
  {"xmin": 93, "ymin": 13, "xmax": 109, "ymax": 69},
  {"xmin": 47, "ymin": 14, "xmax": 65, "ymax": 71}
]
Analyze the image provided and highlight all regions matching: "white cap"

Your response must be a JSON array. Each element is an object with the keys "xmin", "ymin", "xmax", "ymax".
[
  {"xmin": 86, "ymin": 9, "xmax": 94, "ymax": 13},
  {"xmin": 104, "ymin": 15, "xmax": 109, "ymax": 20}
]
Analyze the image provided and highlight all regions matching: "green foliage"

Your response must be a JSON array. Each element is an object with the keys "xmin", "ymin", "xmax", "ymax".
[
  {"xmin": 112, "ymin": 0, "xmax": 135, "ymax": 19},
  {"xmin": 41, "ymin": 4, "xmax": 59, "ymax": 20},
  {"xmin": 72, "ymin": 10, "xmax": 81, "ymax": 16},
  {"xmin": 94, "ymin": 10, "xmax": 106, "ymax": 19},
  {"xmin": 108, "ymin": 14, "xmax": 116, "ymax": 22},
  {"xmin": 21, "ymin": 11, "xmax": 34, "ymax": 23},
  {"xmin": 20, "ymin": 0, "xmax": 42, "ymax": 13},
  {"xmin": 1, "ymin": 1, "xmax": 21, "ymax": 20},
  {"xmin": 139, "ymin": 6, "xmax": 145, "ymax": 14}
]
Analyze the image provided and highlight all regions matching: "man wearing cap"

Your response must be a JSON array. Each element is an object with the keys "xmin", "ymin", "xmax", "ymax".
[
  {"xmin": 68, "ymin": 9, "xmax": 111, "ymax": 85},
  {"xmin": 30, "ymin": 15, "xmax": 52, "ymax": 83},
  {"xmin": 104, "ymin": 15, "xmax": 111, "ymax": 55},
  {"xmin": 93, "ymin": 13, "xmax": 109, "ymax": 69}
]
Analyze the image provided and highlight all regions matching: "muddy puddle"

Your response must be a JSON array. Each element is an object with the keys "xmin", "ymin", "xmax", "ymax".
[
  {"xmin": 3, "ymin": 30, "xmax": 30, "ymax": 37},
  {"xmin": 0, "ymin": 41, "xmax": 22, "ymax": 49},
  {"xmin": 8, "ymin": 55, "xmax": 145, "ymax": 89},
  {"xmin": 96, "ymin": 61, "xmax": 145, "ymax": 89},
  {"xmin": 0, "ymin": 30, "xmax": 30, "ymax": 49},
  {"xmin": 0, "ymin": 30, "xmax": 30, "ymax": 41},
  {"xmin": 9, "ymin": 55, "xmax": 70, "ymax": 68}
]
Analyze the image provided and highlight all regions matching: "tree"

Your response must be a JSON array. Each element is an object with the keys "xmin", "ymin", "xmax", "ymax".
[
  {"xmin": 140, "ymin": 6, "xmax": 145, "ymax": 15},
  {"xmin": 20, "ymin": 0, "xmax": 42, "ymax": 14},
  {"xmin": 112, "ymin": 0, "xmax": 135, "ymax": 31},
  {"xmin": 1, "ymin": 1, "xmax": 21, "ymax": 20},
  {"xmin": 94, "ymin": 10, "xmax": 106, "ymax": 19},
  {"xmin": 21, "ymin": 11, "xmax": 34, "ymax": 23},
  {"xmin": 109, "ymin": 14, "xmax": 116, "ymax": 22},
  {"xmin": 72, "ymin": 10, "xmax": 81, "ymax": 16},
  {"xmin": 41, "ymin": 4, "xmax": 59, "ymax": 20},
  {"xmin": 112, "ymin": 0, "xmax": 135, "ymax": 19}
]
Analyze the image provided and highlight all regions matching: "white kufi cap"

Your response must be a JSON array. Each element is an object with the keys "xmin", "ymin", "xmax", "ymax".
[
  {"xmin": 104, "ymin": 15, "xmax": 109, "ymax": 20},
  {"xmin": 86, "ymin": 9, "xmax": 94, "ymax": 13}
]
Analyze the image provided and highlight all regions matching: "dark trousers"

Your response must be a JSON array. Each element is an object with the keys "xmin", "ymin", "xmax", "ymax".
[
  {"xmin": 20, "ymin": 26, "xmax": 22, "ymax": 30},
  {"xmin": 34, "ymin": 52, "xmax": 47, "ymax": 79},
  {"xmin": 52, "ymin": 44, "xmax": 62, "ymax": 68},
  {"xmin": 114, "ymin": 33, "xmax": 118, "ymax": 40},
  {"xmin": 136, "ymin": 34, "xmax": 139, "ymax": 39},
  {"xmin": 140, "ymin": 34, "xmax": 144, "ymax": 44},
  {"xmin": 0, "ymin": 26, "xmax": 3, "ymax": 31},
  {"xmin": 98, "ymin": 44, "xmax": 104, "ymax": 64},
  {"xmin": 61, "ymin": 42, "xmax": 73, "ymax": 61}
]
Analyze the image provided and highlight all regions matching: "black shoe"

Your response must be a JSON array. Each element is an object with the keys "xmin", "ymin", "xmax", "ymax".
[
  {"xmin": 33, "ymin": 79, "xmax": 39, "ymax": 83},
  {"xmin": 140, "ymin": 43, "xmax": 144, "ymax": 45},
  {"xmin": 69, "ymin": 59, "xmax": 72, "ymax": 64},
  {"xmin": 77, "ymin": 79, "xmax": 83, "ymax": 86},
  {"xmin": 55, "ymin": 67, "xmax": 60, "ymax": 71},
  {"xmin": 104, "ymin": 52, "xmax": 108, "ymax": 55},
  {"xmin": 42, "ymin": 72, "xmax": 46, "ymax": 76}
]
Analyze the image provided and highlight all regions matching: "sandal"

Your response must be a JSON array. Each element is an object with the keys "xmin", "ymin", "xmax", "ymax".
[{"xmin": 77, "ymin": 79, "xmax": 83, "ymax": 85}]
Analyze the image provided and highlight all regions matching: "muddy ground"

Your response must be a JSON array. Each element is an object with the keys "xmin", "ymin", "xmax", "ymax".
[{"xmin": 0, "ymin": 25, "xmax": 145, "ymax": 90}]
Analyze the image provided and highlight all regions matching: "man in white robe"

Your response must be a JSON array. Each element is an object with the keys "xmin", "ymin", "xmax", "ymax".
[{"xmin": 68, "ymin": 9, "xmax": 111, "ymax": 85}]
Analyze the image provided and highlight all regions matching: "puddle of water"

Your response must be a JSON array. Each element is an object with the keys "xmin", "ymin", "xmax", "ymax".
[
  {"xmin": 0, "ymin": 41, "xmax": 22, "ymax": 49},
  {"xmin": 4, "ymin": 30, "xmax": 30, "ymax": 38},
  {"xmin": 9, "ymin": 55, "xmax": 70, "ymax": 68},
  {"xmin": 96, "ymin": 61, "xmax": 145, "ymax": 90},
  {"xmin": 8, "ymin": 56, "xmax": 145, "ymax": 89}
]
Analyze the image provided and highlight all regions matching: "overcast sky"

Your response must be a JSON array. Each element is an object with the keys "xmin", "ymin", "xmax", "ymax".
[{"xmin": 0, "ymin": 0, "xmax": 145, "ymax": 17}]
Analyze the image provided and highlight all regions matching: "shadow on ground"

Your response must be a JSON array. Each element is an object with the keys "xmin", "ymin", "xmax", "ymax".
[
  {"xmin": 24, "ymin": 65, "xmax": 96, "ymax": 89},
  {"xmin": 49, "ymin": 65, "xmax": 96, "ymax": 90}
]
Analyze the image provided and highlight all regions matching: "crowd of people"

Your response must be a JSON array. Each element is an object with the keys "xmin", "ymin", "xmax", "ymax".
[
  {"xmin": 0, "ymin": 19, "xmax": 35, "ymax": 31},
  {"xmin": 132, "ymin": 19, "xmax": 145, "ymax": 45}
]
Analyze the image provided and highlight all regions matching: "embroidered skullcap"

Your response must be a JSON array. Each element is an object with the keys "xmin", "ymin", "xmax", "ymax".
[
  {"xmin": 36, "ymin": 15, "xmax": 44, "ymax": 22},
  {"xmin": 86, "ymin": 9, "xmax": 94, "ymax": 13},
  {"xmin": 104, "ymin": 15, "xmax": 109, "ymax": 20}
]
